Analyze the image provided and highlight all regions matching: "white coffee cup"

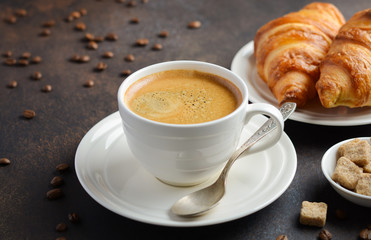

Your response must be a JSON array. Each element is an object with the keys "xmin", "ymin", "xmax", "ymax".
[{"xmin": 118, "ymin": 61, "xmax": 284, "ymax": 186}]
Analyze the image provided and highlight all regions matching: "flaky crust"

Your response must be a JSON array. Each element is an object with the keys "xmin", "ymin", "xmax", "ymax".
[
  {"xmin": 254, "ymin": 2, "xmax": 345, "ymax": 107},
  {"xmin": 316, "ymin": 9, "xmax": 371, "ymax": 108}
]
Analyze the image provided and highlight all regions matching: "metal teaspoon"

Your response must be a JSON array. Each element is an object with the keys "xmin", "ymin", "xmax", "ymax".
[{"xmin": 171, "ymin": 102, "xmax": 296, "ymax": 217}]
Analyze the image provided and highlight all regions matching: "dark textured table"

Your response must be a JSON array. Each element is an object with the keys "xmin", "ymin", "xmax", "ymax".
[{"xmin": 1, "ymin": 0, "xmax": 371, "ymax": 239}]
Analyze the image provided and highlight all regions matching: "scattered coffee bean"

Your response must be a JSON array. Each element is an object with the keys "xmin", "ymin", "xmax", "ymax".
[
  {"xmin": 31, "ymin": 56, "xmax": 42, "ymax": 64},
  {"xmin": 18, "ymin": 59, "xmax": 29, "ymax": 66},
  {"xmin": 50, "ymin": 176, "xmax": 64, "ymax": 187},
  {"xmin": 75, "ymin": 22, "xmax": 86, "ymax": 31},
  {"xmin": 127, "ymin": 0, "xmax": 137, "ymax": 7},
  {"xmin": 3, "ymin": 50, "xmax": 12, "ymax": 58},
  {"xmin": 158, "ymin": 30, "xmax": 169, "ymax": 38},
  {"xmin": 5, "ymin": 58, "xmax": 17, "ymax": 66},
  {"xmin": 71, "ymin": 54, "xmax": 80, "ymax": 62},
  {"xmin": 105, "ymin": 32, "xmax": 118, "ymax": 41},
  {"xmin": 79, "ymin": 8, "xmax": 88, "ymax": 16},
  {"xmin": 319, "ymin": 229, "xmax": 332, "ymax": 240},
  {"xmin": 66, "ymin": 15, "xmax": 74, "ymax": 22},
  {"xmin": 42, "ymin": 84, "xmax": 52, "ymax": 92},
  {"xmin": 142, "ymin": 0, "xmax": 149, "ymax": 3},
  {"xmin": 46, "ymin": 188, "xmax": 63, "ymax": 200},
  {"xmin": 136, "ymin": 38, "xmax": 149, "ymax": 46},
  {"xmin": 188, "ymin": 20, "xmax": 201, "ymax": 29},
  {"xmin": 130, "ymin": 17, "xmax": 140, "ymax": 24},
  {"xmin": 125, "ymin": 54, "xmax": 135, "ymax": 62},
  {"xmin": 71, "ymin": 11, "xmax": 81, "ymax": 19},
  {"xmin": 23, "ymin": 109, "xmax": 36, "ymax": 119},
  {"xmin": 40, "ymin": 29, "xmax": 51, "ymax": 37},
  {"xmin": 15, "ymin": 9, "xmax": 27, "ymax": 17},
  {"xmin": 334, "ymin": 209, "xmax": 347, "ymax": 220},
  {"xmin": 56, "ymin": 222, "xmax": 67, "ymax": 232},
  {"xmin": 84, "ymin": 33, "xmax": 95, "ymax": 41},
  {"xmin": 84, "ymin": 80, "xmax": 95, "ymax": 87},
  {"xmin": 87, "ymin": 41, "xmax": 98, "ymax": 50},
  {"xmin": 360, "ymin": 228, "xmax": 371, "ymax": 240},
  {"xmin": 56, "ymin": 237, "xmax": 67, "ymax": 240},
  {"xmin": 79, "ymin": 55, "xmax": 90, "ymax": 63},
  {"xmin": 103, "ymin": 51, "xmax": 114, "ymax": 58},
  {"xmin": 42, "ymin": 20, "xmax": 56, "ymax": 28},
  {"xmin": 5, "ymin": 15, "xmax": 17, "ymax": 24},
  {"xmin": 21, "ymin": 52, "xmax": 31, "ymax": 59},
  {"xmin": 121, "ymin": 69, "xmax": 132, "ymax": 76},
  {"xmin": 56, "ymin": 163, "xmax": 70, "ymax": 172},
  {"xmin": 32, "ymin": 71, "xmax": 43, "ymax": 80},
  {"xmin": 68, "ymin": 212, "xmax": 80, "ymax": 223},
  {"xmin": 0, "ymin": 158, "xmax": 11, "ymax": 165},
  {"xmin": 95, "ymin": 62, "xmax": 107, "ymax": 71},
  {"xmin": 94, "ymin": 36, "xmax": 104, "ymax": 42},
  {"xmin": 152, "ymin": 43, "xmax": 162, "ymax": 51},
  {"xmin": 276, "ymin": 235, "xmax": 288, "ymax": 240},
  {"xmin": 8, "ymin": 80, "xmax": 18, "ymax": 88}
]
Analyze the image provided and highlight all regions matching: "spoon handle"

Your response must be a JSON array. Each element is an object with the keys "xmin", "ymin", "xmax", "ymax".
[{"xmin": 219, "ymin": 102, "xmax": 296, "ymax": 181}]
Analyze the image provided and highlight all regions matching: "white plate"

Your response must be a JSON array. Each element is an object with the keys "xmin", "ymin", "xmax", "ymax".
[
  {"xmin": 75, "ymin": 112, "xmax": 297, "ymax": 227},
  {"xmin": 231, "ymin": 41, "xmax": 371, "ymax": 126}
]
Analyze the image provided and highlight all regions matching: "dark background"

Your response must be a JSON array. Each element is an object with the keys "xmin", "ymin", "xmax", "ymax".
[{"xmin": 1, "ymin": 0, "xmax": 370, "ymax": 239}]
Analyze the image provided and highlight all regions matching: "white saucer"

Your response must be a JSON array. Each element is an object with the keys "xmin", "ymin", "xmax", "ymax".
[
  {"xmin": 231, "ymin": 41, "xmax": 371, "ymax": 126},
  {"xmin": 75, "ymin": 112, "xmax": 297, "ymax": 227}
]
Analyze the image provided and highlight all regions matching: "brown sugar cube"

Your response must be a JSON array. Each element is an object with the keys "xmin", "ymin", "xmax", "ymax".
[
  {"xmin": 338, "ymin": 138, "xmax": 371, "ymax": 167},
  {"xmin": 332, "ymin": 157, "xmax": 363, "ymax": 190},
  {"xmin": 355, "ymin": 173, "xmax": 371, "ymax": 196},
  {"xmin": 299, "ymin": 201, "xmax": 328, "ymax": 227},
  {"xmin": 364, "ymin": 162, "xmax": 371, "ymax": 173}
]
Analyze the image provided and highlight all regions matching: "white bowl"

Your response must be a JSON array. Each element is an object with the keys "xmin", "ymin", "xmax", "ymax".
[{"xmin": 321, "ymin": 137, "xmax": 371, "ymax": 207}]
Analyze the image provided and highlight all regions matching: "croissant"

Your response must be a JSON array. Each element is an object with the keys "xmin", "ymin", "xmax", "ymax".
[
  {"xmin": 254, "ymin": 2, "xmax": 345, "ymax": 107},
  {"xmin": 316, "ymin": 9, "xmax": 371, "ymax": 108}
]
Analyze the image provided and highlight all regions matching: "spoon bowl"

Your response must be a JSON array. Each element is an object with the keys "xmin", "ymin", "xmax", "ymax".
[{"xmin": 171, "ymin": 102, "xmax": 296, "ymax": 217}]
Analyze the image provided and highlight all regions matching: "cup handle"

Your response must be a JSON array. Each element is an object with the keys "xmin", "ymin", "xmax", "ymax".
[{"xmin": 242, "ymin": 103, "xmax": 284, "ymax": 154}]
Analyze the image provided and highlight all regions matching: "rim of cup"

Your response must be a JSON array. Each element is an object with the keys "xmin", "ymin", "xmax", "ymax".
[{"xmin": 117, "ymin": 60, "xmax": 249, "ymax": 128}]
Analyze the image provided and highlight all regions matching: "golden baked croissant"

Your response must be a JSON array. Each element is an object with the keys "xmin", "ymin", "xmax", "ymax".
[
  {"xmin": 316, "ymin": 9, "xmax": 371, "ymax": 108},
  {"xmin": 254, "ymin": 2, "xmax": 345, "ymax": 107}
]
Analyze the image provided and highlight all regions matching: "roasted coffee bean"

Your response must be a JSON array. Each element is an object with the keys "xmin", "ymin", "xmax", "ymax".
[
  {"xmin": 68, "ymin": 212, "xmax": 80, "ymax": 223},
  {"xmin": 23, "ymin": 109, "xmax": 36, "ymax": 119},
  {"xmin": 75, "ymin": 22, "xmax": 86, "ymax": 31},
  {"xmin": 136, "ymin": 38, "xmax": 149, "ymax": 46},
  {"xmin": 319, "ymin": 229, "xmax": 332, "ymax": 240},
  {"xmin": 21, "ymin": 52, "xmax": 31, "ymax": 59},
  {"xmin": 71, "ymin": 54, "xmax": 81, "ymax": 62},
  {"xmin": 360, "ymin": 228, "xmax": 371, "ymax": 240},
  {"xmin": 71, "ymin": 11, "xmax": 81, "ymax": 19},
  {"xmin": 8, "ymin": 80, "xmax": 18, "ymax": 88},
  {"xmin": 42, "ymin": 85, "xmax": 52, "ymax": 92},
  {"xmin": 188, "ymin": 20, "xmax": 201, "ymax": 29},
  {"xmin": 50, "ymin": 176, "xmax": 64, "ymax": 187},
  {"xmin": 103, "ymin": 51, "xmax": 114, "ymax": 58},
  {"xmin": 276, "ymin": 235, "xmax": 288, "ymax": 240},
  {"xmin": 56, "ymin": 163, "xmax": 69, "ymax": 172},
  {"xmin": 5, "ymin": 15, "xmax": 17, "ymax": 24},
  {"xmin": 79, "ymin": 55, "xmax": 90, "ymax": 63},
  {"xmin": 127, "ymin": 0, "xmax": 137, "ymax": 7},
  {"xmin": 5, "ymin": 58, "xmax": 17, "ymax": 66},
  {"xmin": 66, "ymin": 15, "xmax": 74, "ymax": 22},
  {"xmin": 125, "ymin": 54, "xmax": 135, "ymax": 62},
  {"xmin": 158, "ymin": 30, "xmax": 169, "ymax": 38},
  {"xmin": 152, "ymin": 43, "xmax": 162, "ymax": 51},
  {"xmin": 31, "ymin": 56, "xmax": 42, "ymax": 64},
  {"xmin": 15, "ymin": 9, "xmax": 27, "ymax": 17},
  {"xmin": 87, "ymin": 41, "xmax": 98, "ymax": 50},
  {"xmin": 0, "ymin": 158, "xmax": 11, "ymax": 165},
  {"xmin": 56, "ymin": 222, "xmax": 67, "ymax": 232},
  {"xmin": 46, "ymin": 188, "xmax": 63, "ymax": 200},
  {"xmin": 18, "ymin": 59, "xmax": 29, "ymax": 66},
  {"xmin": 43, "ymin": 20, "xmax": 56, "ymax": 27},
  {"xmin": 32, "ymin": 71, "xmax": 42, "ymax": 80},
  {"xmin": 40, "ymin": 29, "xmax": 51, "ymax": 36},
  {"xmin": 84, "ymin": 33, "xmax": 95, "ymax": 41},
  {"xmin": 105, "ymin": 32, "xmax": 118, "ymax": 41},
  {"xmin": 142, "ymin": 0, "xmax": 149, "ymax": 3},
  {"xmin": 84, "ymin": 80, "xmax": 94, "ymax": 87},
  {"xmin": 94, "ymin": 36, "xmax": 104, "ymax": 42},
  {"xmin": 130, "ymin": 17, "xmax": 139, "ymax": 24},
  {"xmin": 121, "ymin": 69, "xmax": 132, "ymax": 76},
  {"xmin": 79, "ymin": 8, "xmax": 88, "ymax": 16},
  {"xmin": 3, "ymin": 50, "xmax": 12, "ymax": 58},
  {"xmin": 95, "ymin": 62, "xmax": 107, "ymax": 71}
]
